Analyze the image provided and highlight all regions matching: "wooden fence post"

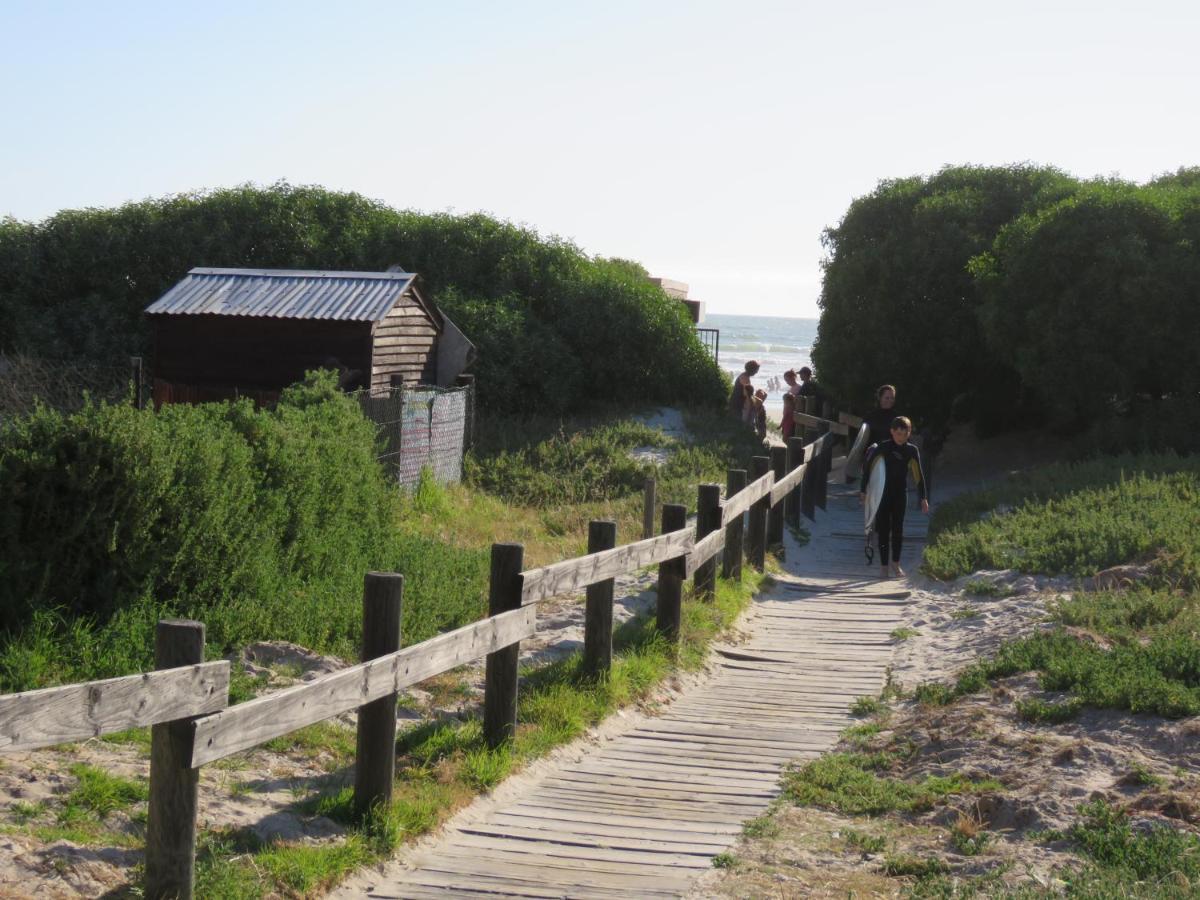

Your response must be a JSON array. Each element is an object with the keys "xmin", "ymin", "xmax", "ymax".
[
  {"xmin": 656, "ymin": 504, "xmax": 688, "ymax": 642},
  {"xmin": 747, "ymin": 456, "xmax": 769, "ymax": 571},
  {"xmin": 786, "ymin": 437, "xmax": 804, "ymax": 528},
  {"xmin": 693, "ymin": 484, "xmax": 722, "ymax": 600},
  {"xmin": 484, "ymin": 543, "xmax": 524, "ymax": 749},
  {"xmin": 642, "ymin": 477, "xmax": 656, "ymax": 540},
  {"xmin": 817, "ymin": 426, "xmax": 831, "ymax": 511},
  {"xmin": 130, "ymin": 356, "xmax": 145, "ymax": 410},
  {"xmin": 767, "ymin": 445, "xmax": 786, "ymax": 546},
  {"xmin": 722, "ymin": 469, "xmax": 746, "ymax": 581},
  {"xmin": 145, "ymin": 619, "xmax": 206, "ymax": 900},
  {"xmin": 801, "ymin": 442, "xmax": 817, "ymax": 522},
  {"xmin": 583, "ymin": 520, "xmax": 617, "ymax": 677},
  {"xmin": 354, "ymin": 573, "xmax": 403, "ymax": 820},
  {"xmin": 454, "ymin": 373, "xmax": 476, "ymax": 449}
]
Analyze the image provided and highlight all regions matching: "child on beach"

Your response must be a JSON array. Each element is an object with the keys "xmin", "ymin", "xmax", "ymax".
[
  {"xmin": 860, "ymin": 416, "xmax": 929, "ymax": 579},
  {"xmin": 752, "ymin": 389, "xmax": 768, "ymax": 440},
  {"xmin": 781, "ymin": 392, "xmax": 796, "ymax": 442}
]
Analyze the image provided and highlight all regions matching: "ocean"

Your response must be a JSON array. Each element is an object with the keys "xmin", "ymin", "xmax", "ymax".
[{"xmin": 707, "ymin": 313, "xmax": 818, "ymax": 421}]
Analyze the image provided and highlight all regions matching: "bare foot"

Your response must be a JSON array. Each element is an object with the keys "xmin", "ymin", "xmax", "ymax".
[
  {"xmin": 879, "ymin": 566, "xmax": 890, "ymax": 580},
  {"xmin": 890, "ymin": 563, "xmax": 905, "ymax": 577}
]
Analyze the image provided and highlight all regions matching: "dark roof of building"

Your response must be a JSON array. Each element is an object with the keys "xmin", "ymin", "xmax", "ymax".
[{"xmin": 145, "ymin": 268, "xmax": 424, "ymax": 322}]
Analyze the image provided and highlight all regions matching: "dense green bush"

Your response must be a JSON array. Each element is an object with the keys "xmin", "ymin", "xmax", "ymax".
[
  {"xmin": 972, "ymin": 181, "xmax": 1200, "ymax": 429},
  {"xmin": 812, "ymin": 165, "xmax": 1078, "ymax": 429},
  {"xmin": 0, "ymin": 183, "xmax": 727, "ymax": 416},
  {"xmin": 813, "ymin": 164, "xmax": 1200, "ymax": 441},
  {"xmin": 0, "ymin": 371, "xmax": 489, "ymax": 690}
]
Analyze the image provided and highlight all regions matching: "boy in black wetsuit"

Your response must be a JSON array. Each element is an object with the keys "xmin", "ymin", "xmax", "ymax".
[{"xmin": 860, "ymin": 416, "xmax": 929, "ymax": 579}]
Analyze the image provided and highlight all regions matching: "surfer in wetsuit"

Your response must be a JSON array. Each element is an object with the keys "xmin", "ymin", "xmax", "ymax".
[
  {"xmin": 860, "ymin": 416, "xmax": 929, "ymax": 579},
  {"xmin": 863, "ymin": 384, "xmax": 902, "ymax": 447}
]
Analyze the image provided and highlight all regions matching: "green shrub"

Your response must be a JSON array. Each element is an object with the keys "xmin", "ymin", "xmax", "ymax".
[
  {"xmin": 925, "ymin": 454, "xmax": 1200, "ymax": 583},
  {"xmin": 0, "ymin": 371, "xmax": 489, "ymax": 690}
]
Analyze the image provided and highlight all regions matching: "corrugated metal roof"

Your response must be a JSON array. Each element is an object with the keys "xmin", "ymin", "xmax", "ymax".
[{"xmin": 144, "ymin": 268, "xmax": 418, "ymax": 322}]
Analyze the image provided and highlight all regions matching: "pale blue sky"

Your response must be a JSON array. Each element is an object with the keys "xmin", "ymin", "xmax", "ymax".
[{"xmin": 2, "ymin": 0, "xmax": 1197, "ymax": 316}]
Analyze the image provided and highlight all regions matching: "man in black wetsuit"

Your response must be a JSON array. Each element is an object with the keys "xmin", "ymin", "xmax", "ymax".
[
  {"xmin": 863, "ymin": 384, "xmax": 902, "ymax": 447},
  {"xmin": 860, "ymin": 416, "xmax": 929, "ymax": 579}
]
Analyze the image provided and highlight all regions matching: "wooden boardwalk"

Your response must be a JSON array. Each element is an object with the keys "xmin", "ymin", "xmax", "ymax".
[{"xmin": 357, "ymin": 474, "xmax": 915, "ymax": 899}]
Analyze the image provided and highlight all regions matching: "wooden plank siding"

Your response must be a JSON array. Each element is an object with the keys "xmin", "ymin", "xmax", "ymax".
[
  {"xmin": 370, "ymin": 291, "xmax": 439, "ymax": 392},
  {"xmin": 152, "ymin": 316, "xmax": 372, "ymax": 389}
]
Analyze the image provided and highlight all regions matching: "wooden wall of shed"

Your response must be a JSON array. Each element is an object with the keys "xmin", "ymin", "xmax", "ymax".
[
  {"xmin": 150, "ymin": 317, "xmax": 373, "ymax": 392},
  {"xmin": 370, "ymin": 292, "xmax": 439, "ymax": 391}
]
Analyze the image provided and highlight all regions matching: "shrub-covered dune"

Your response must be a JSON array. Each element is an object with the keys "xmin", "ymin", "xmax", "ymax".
[{"xmin": 0, "ymin": 183, "xmax": 727, "ymax": 415}]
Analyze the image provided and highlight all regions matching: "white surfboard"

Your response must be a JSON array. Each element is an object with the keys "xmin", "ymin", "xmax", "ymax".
[
  {"xmin": 844, "ymin": 422, "xmax": 871, "ymax": 481},
  {"xmin": 864, "ymin": 450, "xmax": 886, "ymax": 545}
]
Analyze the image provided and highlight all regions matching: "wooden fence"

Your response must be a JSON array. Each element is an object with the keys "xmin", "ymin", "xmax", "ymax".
[{"xmin": 0, "ymin": 420, "xmax": 843, "ymax": 899}]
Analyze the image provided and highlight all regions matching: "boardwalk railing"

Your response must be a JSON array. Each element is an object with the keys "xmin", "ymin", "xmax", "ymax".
[{"xmin": 0, "ymin": 418, "xmax": 844, "ymax": 900}]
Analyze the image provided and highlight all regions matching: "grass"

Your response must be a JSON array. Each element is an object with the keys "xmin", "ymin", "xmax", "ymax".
[
  {"xmin": 882, "ymin": 853, "xmax": 949, "ymax": 877},
  {"xmin": 844, "ymin": 828, "xmax": 886, "ymax": 853},
  {"xmin": 963, "ymin": 580, "xmax": 1015, "ymax": 598},
  {"xmin": 711, "ymin": 851, "xmax": 738, "ymax": 868},
  {"xmin": 950, "ymin": 607, "xmax": 980, "ymax": 620},
  {"xmin": 891, "ymin": 627, "xmax": 919, "ymax": 641},
  {"xmin": 784, "ymin": 753, "xmax": 1002, "ymax": 816},
  {"xmin": 924, "ymin": 453, "xmax": 1200, "ymax": 583},
  {"xmin": 1062, "ymin": 798, "xmax": 1200, "ymax": 895},
  {"xmin": 1015, "ymin": 696, "xmax": 1084, "ymax": 724},
  {"xmin": 851, "ymin": 696, "xmax": 885, "ymax": 716},
  {"xmin": 948, "ymin": 814, "xmax": 990, "ymax": 856}
]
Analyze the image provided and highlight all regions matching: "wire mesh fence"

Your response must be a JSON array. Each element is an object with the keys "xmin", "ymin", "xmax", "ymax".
[
  {"xmin": 356, "ymin": 382, "xmax": 472, "ymax": 488},
  {"xmin": 0, "ymin": 354, "xmax": 142, "ymax": 419}
]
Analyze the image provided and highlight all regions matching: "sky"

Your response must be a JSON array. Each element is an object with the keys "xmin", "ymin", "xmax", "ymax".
[{"xmin": 2, "ymin": 0, "xmax": 1198, "ymax": 317}]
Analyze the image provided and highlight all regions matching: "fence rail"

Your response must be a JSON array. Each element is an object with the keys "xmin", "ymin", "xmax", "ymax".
[{"xmin": 0, "ymin": 412, "xmax": 844, "ymax": 899}]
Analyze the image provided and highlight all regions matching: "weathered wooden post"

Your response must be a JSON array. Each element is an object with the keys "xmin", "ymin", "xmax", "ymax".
[
  {"xmin": 145, "ymin": 619, "xmax": 206, "ymax": 900},
  {"xmin": 768, "ymin": 445, "xmax": 786, "ymax": 546},
  {"xmin": 454, "ymin": 373, "xmax": 476, "ymax": 449},
  {"xmin": 817, "ymin": 426, "xmax": 832, "ymax": 511},
  {"xmin": 583, "ymin": 521, "xmax": 617, "ymax": 677},
  {"xmin": 642, "ymin": 476, "xmax": 657, "ymax": 539},
  {"xmin": 656, "ymin": 504, "xmax": 688, "ymax": 642},
  {"xmin": 801, "ymin": 441, "xmax": 817, "ymax": 522},
  {"xmin": 354, "ymin": 573, "xmax": 403, "ymax": 820},
  {"xmin": 747, "ymin": 456, "xmax": 770, "ymax": 570},
  {"xmin": 130, "ymin": 356, "xmax": 145, "ymax": 410},
  {"xmin": 693, "ymin": 484, "xmax": 722, "ymax": 600},
  {"xmin": 484, "ymin": 543, "xmax": 524, "ymax": 748},
  {"xmin": 786, "ymin": 437, "xmax": 804, "ymax": 528},
  {"xmin": 722, "ymin": 469, "xmax": 746, "ymax": 581}
]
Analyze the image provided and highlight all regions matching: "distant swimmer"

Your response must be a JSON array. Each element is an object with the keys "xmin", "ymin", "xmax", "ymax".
[{"xmin": 860, "ymin": 416, "xmax": 929, "ymax": 579}]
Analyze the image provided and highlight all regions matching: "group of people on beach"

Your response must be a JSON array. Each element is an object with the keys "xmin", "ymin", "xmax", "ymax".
[
  {"xmin": 730, "ymin": 366, "xmax": 929, "ymax": 580},
  {"xmin": 728, "ymin": 360, "xmax": 821, "ymax": 443}
]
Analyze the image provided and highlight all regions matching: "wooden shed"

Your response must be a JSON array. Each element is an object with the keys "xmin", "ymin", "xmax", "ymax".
[{"xmin": 144, "ymin": 267, "xmax": 475, "ymax": 404}]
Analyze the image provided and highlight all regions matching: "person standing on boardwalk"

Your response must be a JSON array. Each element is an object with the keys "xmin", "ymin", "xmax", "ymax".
[
  {"xmin": 729, "ymin": 360, "xmax": 760, "ymax": 421},
  {"xmin": 780, "ymin": 392, "xmax": 796, "ymax": 442},
  {"xmin": 864, "ymin": 384, "xmax": 903, "ymax": 446},
  {"xmin": 860, "ymin": 416, "xmax": 929, "ymax": 579}
]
